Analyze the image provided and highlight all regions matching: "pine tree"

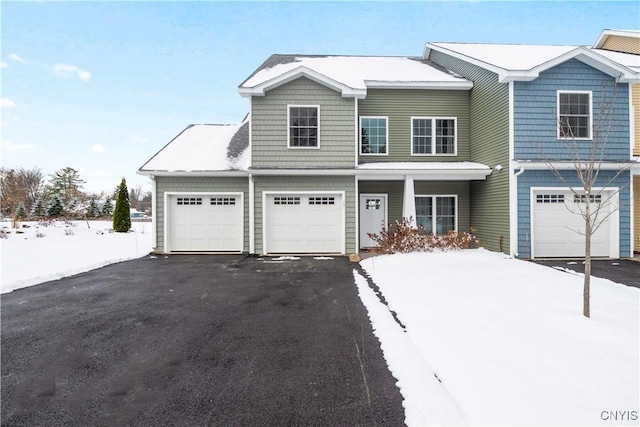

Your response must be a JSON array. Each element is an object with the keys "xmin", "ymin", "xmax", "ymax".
[
  {"xmin": 15, "ymin": 203, "xmax": 27, "ymax": 219},
  {"xmin": 101, "ymin": 199, "xmax": 114, "ymax": 216},
  {"xmin": 112, "ymin": 178, "xmax": 131, "ymax": 232},
  {"xmin": 87, "ymin": 198, "xmax": 100, "ymax": 218},
  {"xmin": 47, "ymin": 194, "xmax": 64, "ymax": 218},
  {"xmin": 31, "ymin": 197, "xmax": 46, "ymax": 218}
]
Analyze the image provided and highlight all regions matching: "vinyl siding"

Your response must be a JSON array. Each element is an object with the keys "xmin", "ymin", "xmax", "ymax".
[
  {"xmin": 514, "ymin": 59, "xmax": 630, "ymax": 161},
  {"xmin": 154, "ymin": 176, "xmax": 249, "ymax": 253},
  {"xmin": 429, "ymin": 50, "xmax": 510, "ymax": 254},
  {"xmin": 634, "ymin": 84, "xmax": 640, "ymax": 156},
  {"xmin": 251, "ymin": 77, "xmax": 355, "ymax": 168},
  {"xmin": 253, "ymin": 175, "xmax": 356, "ymax": 254},
  {"xmin": 634, "ymin": 176, "xmax": 640, "ymax": 252},
  {"xmin": 517, "ymin": 170, "xmax": 632, "ymax": 258},
  {"xmin": 601, "ymin": 35, "xmax": 640, "ymax": 55},
  {"xmin": 357, "ymin": 89, "xmax": 470, "ymax": 163}
]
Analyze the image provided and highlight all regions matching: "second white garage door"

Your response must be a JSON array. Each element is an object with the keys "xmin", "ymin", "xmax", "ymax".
[
  {"xmin": 264, "ymin": 193, "xmax": 344, "ymax": 254},
  {"xmin": 168, "ymin": 194, "xmax": 243, "ymax": 252},
  {"xmin": 532, "ymin": 190, "xmax": 617, "ymax": 258}
]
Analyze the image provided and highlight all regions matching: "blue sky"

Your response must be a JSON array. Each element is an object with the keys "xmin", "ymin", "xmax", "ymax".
[{"xmin": 2, "ymin": 1, "xmax": 639, "ymax": 193}]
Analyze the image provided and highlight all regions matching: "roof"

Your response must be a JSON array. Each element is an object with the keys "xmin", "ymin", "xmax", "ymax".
[
  {"xmin": 239, "ymin": 55, "xmax": 473, "ymax": 98},
  {"xmin": 138, "ymin": 120, "xmax": 249, "ymax": 174},
  {"xmin": 423, "ymin": 42, "xmax": 640, "ymax": 83},
  {"xmin": 593, "ymin": 29, "xmax": 640, "ymax": 49}
]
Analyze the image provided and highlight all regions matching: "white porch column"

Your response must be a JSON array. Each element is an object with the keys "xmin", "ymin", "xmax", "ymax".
[{"xmin": 402, "ymin": 175, "xmax": 416, "ymax": 226}]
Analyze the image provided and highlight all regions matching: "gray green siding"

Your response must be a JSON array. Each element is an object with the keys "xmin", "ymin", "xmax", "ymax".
[
  {"xmin": 154, "ymin": 176, "xmax": 249, "ymax": 253},
  {"xmin": 253, "ymin": 175, "xmax": 356, "ymax": 254},
  {"xmin": 358, "ymin": 180, "xmax": 470, "ymax": 232},
  {"xmin": 251, "ymin": 77, "xmax": 355, "ymax": 168},
  {"xmin": 357, "ymin": 89, "xmax": 470, "ymax": 163},
  {"xmin": 430, "ymin": 51, "xmax": 510, "ymax": 253}
]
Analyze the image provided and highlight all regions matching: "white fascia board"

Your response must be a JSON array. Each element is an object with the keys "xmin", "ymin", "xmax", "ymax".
[
  {"xmin": 513, "ymin": 160, "xmax": 640, "ymax": 171},
  {"xmin": 364, "ymin": 80, "xmax": 473, "ymax": 90},
  {"xmin": 137, "ymin": 170, "xmax": 249, "ymax": 177},
  {"xmin": 593, "ymin": 29, "xmax": 640, "ymax": 48},
  {"xmin": 238, "ymin": 66, "xmax": 366, "ymax": 98},
  {"xmin": 357, "ymin": 169, "xmax": 491, "ymax": 180}
]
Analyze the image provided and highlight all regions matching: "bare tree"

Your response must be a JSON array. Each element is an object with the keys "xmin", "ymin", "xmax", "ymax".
[
  {"xmin": 0, "ymin": 167, "xmax": 46, "ymax": 216},
  {"xmin": 542, "ymin": 84, "xmax": 635, "ymax": 318}
]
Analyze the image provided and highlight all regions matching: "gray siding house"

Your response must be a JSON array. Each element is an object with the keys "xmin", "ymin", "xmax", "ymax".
[{"xmin": 139, "ymin": 40, "xmax": 639, "ymax": 258}]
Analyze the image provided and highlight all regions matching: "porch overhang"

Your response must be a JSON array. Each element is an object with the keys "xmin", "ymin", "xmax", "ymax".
[{"xmin": 356, "ymin": 162, "xmax": 491, "ymax": 180}]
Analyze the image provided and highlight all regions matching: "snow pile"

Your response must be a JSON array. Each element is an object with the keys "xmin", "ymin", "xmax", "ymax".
[
  {"xmin": 357, "ymin": 249, "xmax": 639, "ymax": 426},
  {"xmin": 1, "ymin": 220, "xmax": 153, "ymax": 294}
]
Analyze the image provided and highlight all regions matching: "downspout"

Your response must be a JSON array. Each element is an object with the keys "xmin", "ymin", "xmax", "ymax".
[
  {"xmin": 150, "ymin": 175, "xmax": 157, "ymax": 252},
  {"xmin": 249, "ymin": 173, "xmax": 255, "ymax": 254},
  {"xmin": 511, "ymin": 166, "xmax": 525, "ymax": 257}
]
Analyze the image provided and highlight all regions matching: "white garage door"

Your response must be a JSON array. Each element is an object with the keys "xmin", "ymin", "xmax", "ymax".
[
  {"xmin": 532, "ymin": 190, "xmax": 614, "ymax": 258},
  {"xmin": 168, "ymin": 194, "xmax": 243, "ymax": 252},
  {"xmin": 264, "ymin": 193, "xmax": 343, "ymax": 254}
]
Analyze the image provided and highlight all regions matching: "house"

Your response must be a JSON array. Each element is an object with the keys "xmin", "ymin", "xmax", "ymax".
[
  {"xmin": 592, "ymin": 29, "xmax": 640, "ymax": 254},
  {"xmin": 139, "ymin": 36, "xmax": 640, "ymax": 258}
]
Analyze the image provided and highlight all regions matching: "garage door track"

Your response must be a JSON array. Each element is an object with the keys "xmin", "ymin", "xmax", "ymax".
[{"xmin": 1, "ymin": 256, "xmax": 405, "ymax": 426}]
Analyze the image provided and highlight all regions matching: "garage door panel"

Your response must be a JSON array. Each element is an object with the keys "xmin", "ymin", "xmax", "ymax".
[
  {"xmin": 265, "ymin": 194, "xmax": 342, "ymax": 254},
  {"xmin": 533, "ymin": 190, "xmax": 612, "ymax": 258},
  {"xmin": 169, "ymin": 194, "xmax": 243, "ymax": 252}
]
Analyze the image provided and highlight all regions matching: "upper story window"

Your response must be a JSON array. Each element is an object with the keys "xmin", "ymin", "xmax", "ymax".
[
  {"xmin": 411, "ymin": 117, "xmax": 457, "ymax": 155},
  {"xmin": 360, "ymin": 117, "xmax": 388, "ymax": 155},
  {"xmin": 289, "ymin": 106, "xmax": 319, "ymax": 148},
  {"xmin": 557, "ymin": 91, "xmax": 592, "ymax": 140}
]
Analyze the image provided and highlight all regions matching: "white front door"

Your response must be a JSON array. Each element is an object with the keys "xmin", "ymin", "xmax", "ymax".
[{"xmin": 359, "ymin": 194, "xmax": 387, "ymax": 248}]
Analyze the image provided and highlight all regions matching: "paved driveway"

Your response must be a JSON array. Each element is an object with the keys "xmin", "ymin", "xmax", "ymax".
[
  {"xmin": 533, "ymin": 259, "xmax": 640, "ymax": 288},
  {"xmin": 1, "ymin": 256, "xmax": 405, "ymax": 426}
]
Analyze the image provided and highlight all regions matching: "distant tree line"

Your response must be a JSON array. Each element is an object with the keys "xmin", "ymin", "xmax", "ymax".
[{"xmin": 0, "ymin": 166, "xmax": 151, "ymax": 221}]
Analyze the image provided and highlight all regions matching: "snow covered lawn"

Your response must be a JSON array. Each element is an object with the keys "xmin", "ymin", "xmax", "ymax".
[
  {"xmin": 355, "ymin": 249, "xmax": 639, "ymax": 426},
  {"xmin": 1, "ymin": 220, "xmax": 153, "ymax": 294}
]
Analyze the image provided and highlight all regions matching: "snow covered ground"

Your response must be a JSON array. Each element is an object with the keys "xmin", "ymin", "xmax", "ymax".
[
  {"xmin": 1, "ymin": 220, "xmax": 153, "ymax": 294},
  {"xmin": 355, "ymin": 249, "xmax": 640, "ymax": 426}
]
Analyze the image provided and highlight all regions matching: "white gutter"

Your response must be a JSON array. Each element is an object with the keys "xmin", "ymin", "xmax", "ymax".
[
  {"xmin": 137, "ymin": 170, "xmax": 248, "ymax": 177},
  {"xmin": 512, "ymin": 160, "xmax": 639, "ymax": 171},
  {"xmin": 511, "ymin": 167, "xmax": 525, "ymax": 257}
]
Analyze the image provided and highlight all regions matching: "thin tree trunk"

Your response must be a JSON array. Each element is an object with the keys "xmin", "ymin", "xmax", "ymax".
[{"xmin": 583, "ymin": 200, "xmax": 591, "ymax": 318}]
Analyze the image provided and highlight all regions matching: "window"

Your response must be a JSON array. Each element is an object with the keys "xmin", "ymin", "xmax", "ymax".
[
  {"xmin": 274, "ymin": 196, "xmax": 300, "ymax": 205},
  {"xmin": 536, "ymin": 194, "xmax": 565, "ymax": 204},
  {"xmin": 411, "ymin": 117, "xmax": 457, "ymax": 155},
  {"xmin": 558, "ymin": 91, "xmax": 592, "ymax": 139},
  {"xmin": 415, "ymin": 196, "xmax": 456, "ymax": 234},
  {"xmin": 211, "ymin": 197, "xmax": 236, "ymax": 205},
  {"xmin": 176, "ymin": 197, "xmax": 202, "ymax": 205},
  {"xmin": 289, "ymin": 106, "xmax": 319, "ymax": 148},
  {"xmin": 574, "ymin": 194, "xmax": 602, "ymax": 204},
  {"xmin": 365, "ymin": 198, "xmax": 381, "ymax": 210},
  {"xmin": 360, "ymin": 117, "xmax": 388, "ymax": 155},
  {"xmin": 309, "ymin": 196, "xmax": 335, "ymax": 205}
]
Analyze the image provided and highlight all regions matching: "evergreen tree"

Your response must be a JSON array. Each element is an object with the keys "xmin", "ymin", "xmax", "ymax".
[
  {"xmin": 47, "ymin": 194, "xmax": 64, "ymax": 218},
  {"xmin": 112, "ymin": 178, "xmax": 131, "ymax": 232},
  {"xmin": 15, "ymin": 203, "xmax": 27, "ymax": 219},
  {"xmin": 87, "ymin": 198, "xmax": 100, "ymax": 218},
  {"xmin": 48, "ymin": 167, "xmax": 85, "ymax": 205},
  {"xmin": 31, "ymin": 197, "xmax": 46, "ymax": 218},
  {"xmin": 101, "ymin": 199, "xmax": 114, "ymax": 216}
]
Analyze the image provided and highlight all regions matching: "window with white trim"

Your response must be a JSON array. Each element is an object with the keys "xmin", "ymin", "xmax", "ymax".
[
  {"xmin": 360, "ymin": 117, "xmax": 388, "ymax": 155},
  {"xmin": 289, "ymin": 106, "xmax": 318, "ymax": 148},
  {"xmin": 415, "ymin": 196, "xmax": 456, "ymax": 234},
  {"xmin": 308, "ymin": 196, "xmax": 335, "ymax": 205},
  {"xmin": 176, "ymin": 197, "xmax": 202, "ymax": 205},
  {"xmin": 211, "ymin": 197, "xmax": 236, "ymax": 205},
  {"xmin": 274, "ymin": 196, "xmax": 300, "ymax": 205},
  {"xmin": 557, "ymin": 91, "xmax": 592, "ymax": 139},
  {"xmin": 574, "ymin": 194, "xmax": 602, "ymax": 204},
  {"xmin": 412, "ymin": 117, "xmax": 456, "ymax": 155},
  {"xmin": 536, "ymin": 194, "xmax": 565, "ymax": 204}
]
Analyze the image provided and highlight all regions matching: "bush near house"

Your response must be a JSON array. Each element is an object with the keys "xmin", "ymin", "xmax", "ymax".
[{"xmin": 368, "ymin": 217, "xmax": 478, "ymax": 254}]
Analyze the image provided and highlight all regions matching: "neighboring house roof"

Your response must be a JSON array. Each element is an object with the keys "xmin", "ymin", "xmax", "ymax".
[
  {"xmin": 239, "ymin": 55, "xmax": 473, "ymax": 98},
  {"xmin": 423, "ymin": 42, "xmax": 640, "ymax": 83},
  {"xmin": 138, "ymin": 120, "xmax": 249, "ymax": 175},
  {"xmin": 593, "ymin": 29, "xmax": 640, "ymax": 50}
]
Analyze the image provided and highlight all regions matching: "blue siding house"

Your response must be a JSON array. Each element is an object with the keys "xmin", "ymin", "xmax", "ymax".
[{"xmin": 425, "ymin": 43, "xmax": 639, "ymax": 258}]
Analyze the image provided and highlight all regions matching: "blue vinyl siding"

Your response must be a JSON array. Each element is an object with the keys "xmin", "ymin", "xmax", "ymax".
[
  {"xmin": 514, "ymin": 59, "xmax": 630, "ymax": 161},
  {"xmin": 516, "ymin": 169, "xmax": 631, "ymax": 258}
]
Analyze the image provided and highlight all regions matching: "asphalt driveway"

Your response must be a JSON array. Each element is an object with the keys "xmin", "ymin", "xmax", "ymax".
[
  {"xmin": 533, "ymin": 259, "xmax": 640, "ymax": 288},
  {"xmin": 1, "ymin": 256, "xmax": 405, "ymax": 426}
]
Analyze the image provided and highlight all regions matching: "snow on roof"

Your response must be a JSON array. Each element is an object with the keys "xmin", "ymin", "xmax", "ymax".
[
  {"xmin": 139, "ymin": 121, "xmax": 249, "ymax": 172},
  {"xmin": 428, "ymin": 42, "xmax": 579, "ymax": 71},
  {"xmin": 241, "ymin": 55, "xmax": 469, "ymax": 91},
  {"xmin": 592, "ymin": 49, "xmax": 640, "ymax": 72},
  {"xmin": 357, "ymin": 161, "xmax": 490, "ymax": 170}
]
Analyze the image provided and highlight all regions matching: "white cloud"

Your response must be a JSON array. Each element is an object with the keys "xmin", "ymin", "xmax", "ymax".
[
  {"xmin": 9, "ymin": 53, "xmax": 26, "ymax": 63},
  {"xmin": 1, "ymin": 139, "xmax": 35, "ymax": 150},
  {"xmin": 53, "ymin": 64, "xmax": 91, "ymax": 82},
  {"xmin": 1, "ymin": 61, "xmax": 8, "ymax": 68},
  {"xmin": 130, "ymin": 136, "xmax": 148, "ymax": 144},
  {"xmin": 91, "ymin": 144, "xmax": 106, "ymax": 153},
  {"xmin": 91, "ymin": 170, "xmax": 113, "ymax": 177},
  {"xmin": 0, "ymin": 98, "xmax": 17, "ymax": 108}
]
